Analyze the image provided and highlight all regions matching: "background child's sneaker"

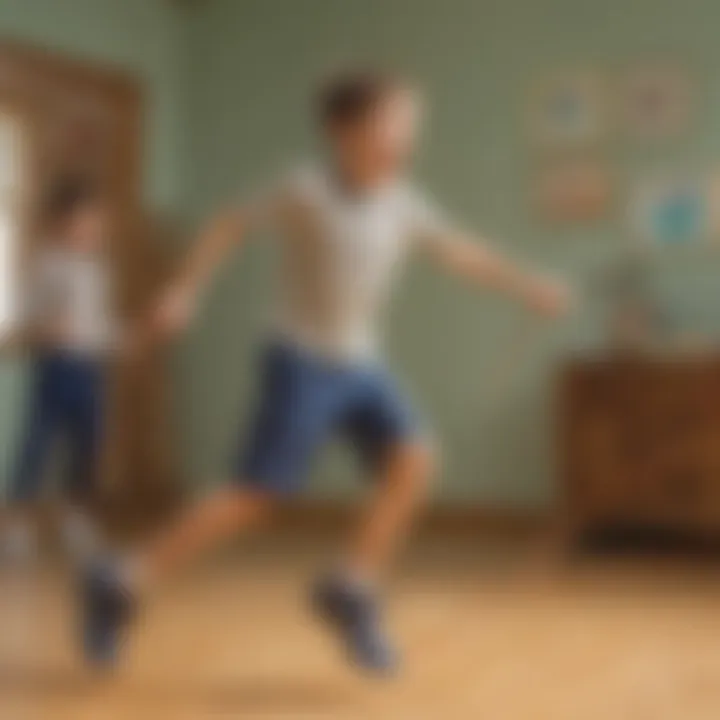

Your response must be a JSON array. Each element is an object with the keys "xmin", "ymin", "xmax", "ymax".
[{"xmin": 311, "ymin": 575, "xmax": 398, "ymax": 676}]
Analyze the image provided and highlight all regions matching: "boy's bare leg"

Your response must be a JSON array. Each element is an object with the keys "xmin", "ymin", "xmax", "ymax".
[
  {"xmin": 80, "ymin": 484, "xmax": 273, "ymax": 667},
  {"xmin": 311, "ymin": 441, "xmax": 435, "ymax": 674},
  {"xmin": 130, "ymin": 485, "xmax": 273, "ymax": 590},
  {"xmin": 345, "ymin": 440, "xmax": 436, "ymax": 582}
]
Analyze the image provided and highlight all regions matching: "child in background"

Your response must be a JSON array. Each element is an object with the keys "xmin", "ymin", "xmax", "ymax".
[
  {"xmin": 82, "ymin": 71, "xmax": 571, "ymax": 674},
  {"xmin": 2, "ymin": 178, "xmax": 117, "ymax": 563}
]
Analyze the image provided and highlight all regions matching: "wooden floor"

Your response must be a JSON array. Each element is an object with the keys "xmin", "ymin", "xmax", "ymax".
[{"xmin": 2, "ymin": 536, "xmax": 720, "ymax": 719}]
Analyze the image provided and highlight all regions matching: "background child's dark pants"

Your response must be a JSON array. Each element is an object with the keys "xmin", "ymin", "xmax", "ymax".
[{"xmin": 10, "ymin": 353, "xmax": 105, "ymax": 504}]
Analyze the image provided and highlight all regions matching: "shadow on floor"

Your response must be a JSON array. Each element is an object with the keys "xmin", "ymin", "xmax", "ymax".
[{"xmin": 0, "ymin": 663, "xmax": 360, "ymax": 713}]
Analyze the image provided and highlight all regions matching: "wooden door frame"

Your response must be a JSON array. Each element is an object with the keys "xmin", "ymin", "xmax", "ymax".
[{"xmin": 0, "ymin": 38, "xmax": 144, "ymax": 252}]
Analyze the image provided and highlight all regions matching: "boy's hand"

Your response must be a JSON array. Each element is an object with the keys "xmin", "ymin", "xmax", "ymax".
[
  {"xmin": 525, "ymin": 276, "xmax": 572, "ymax": 318},
  {"xmin": 152, "ymin": 283, "xmax": 198, "ymax": 339},
  {"xmin": 39, "ymin": 317, "xmax": 73, "ymax": 347}
]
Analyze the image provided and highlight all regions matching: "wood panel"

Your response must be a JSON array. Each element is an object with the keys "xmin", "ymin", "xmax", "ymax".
[
  {"xmin": 0, "ymin": 39, "xmax": 176, "ymax": 506},
  {"xmin": 4, "ymin": 542, "xmax": 720, "ymax": 719}
]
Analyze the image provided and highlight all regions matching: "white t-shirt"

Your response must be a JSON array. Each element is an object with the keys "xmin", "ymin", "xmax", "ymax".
[
  {"xmin": 245, "ymin": 164, "xmax": 452, "ymax": 361},
  {"xmin": 24, "ymin": 246, "xmax": 115, "ymax": 355}
]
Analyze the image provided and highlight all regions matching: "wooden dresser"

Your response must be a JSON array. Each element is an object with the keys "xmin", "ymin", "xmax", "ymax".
[{"xmin": 559, "ymin": 354, "xmax": 720, "ymax": 540}]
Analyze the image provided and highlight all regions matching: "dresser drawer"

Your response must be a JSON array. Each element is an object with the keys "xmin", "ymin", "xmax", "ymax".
[{"xmin": 560, "ymin": 356, "xmax": 720, "ymax": 536}]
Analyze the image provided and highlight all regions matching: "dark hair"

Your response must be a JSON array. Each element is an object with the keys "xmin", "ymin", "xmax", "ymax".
[
  {"xmin": 43, "ymin": 176, "xmax": 100, "ymax": 226},
  {"xmin": 317, "ymin": 70, "xmax": 411, "ymax": 127}
]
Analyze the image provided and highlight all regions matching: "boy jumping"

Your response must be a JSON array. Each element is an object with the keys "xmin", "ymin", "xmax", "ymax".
[{"xmin": 82, "ymin": 71, "xmax": 570, "ymax": 674}]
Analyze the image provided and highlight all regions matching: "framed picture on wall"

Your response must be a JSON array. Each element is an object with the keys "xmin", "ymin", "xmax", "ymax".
[
  {"xmin": 530, "ymin": 71, "xmax": 607, "ymax": 148},
  {"xmin": 534, "ymin": 156, "xmax": 612, "ymax": 224},
  {"xmin": 622, "ymin": 64, "xmax": 693, "ymax": 140},
  {"xmin": 631, "ymin": 173, "xmax": 710, "ymax": 246}
]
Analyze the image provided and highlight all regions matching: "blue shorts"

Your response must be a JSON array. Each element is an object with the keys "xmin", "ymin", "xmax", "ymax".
[{"xmin": 235, "ymin": 342, "xmax": 422, "ymax": 494}]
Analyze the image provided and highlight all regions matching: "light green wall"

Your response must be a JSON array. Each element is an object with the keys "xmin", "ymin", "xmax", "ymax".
[
  {"xmin": 3, "ymin": 0, "xmax": 720, "ymax": 509},
  {"xmin": 176, "ymin": 0, "xmax": 720, "ymax": 508},
  {"xmin": 0, "ymin": 0, "xmax": 186, "ymax": 491}
]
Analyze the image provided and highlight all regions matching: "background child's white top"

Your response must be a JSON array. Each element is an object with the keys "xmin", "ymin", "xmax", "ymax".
[
  {"xmin": 245, "ymin": 164, "xmax": 452, "ymax": 362},
  {"xmin": 24, "ymin": 246, "xmax": 115, "ymax": 356}
]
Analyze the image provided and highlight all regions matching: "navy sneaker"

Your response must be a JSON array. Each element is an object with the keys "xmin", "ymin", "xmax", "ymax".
[
  {"xmin": 80, "ymin": 562, "xmax": 136, "ymax": 669},
  {"xmin": 311, "ymin": 576, "xmax": 398, "ymax": 676}
]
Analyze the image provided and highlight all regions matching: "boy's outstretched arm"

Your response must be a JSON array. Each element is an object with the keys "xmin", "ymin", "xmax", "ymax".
[
  {"xmin": 427, "ymin": 232, "xmax": 571, "ymax": 317},
  {"xmin": 152, "ymin": 208, "xmax": 247, "ymax": 338}
]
